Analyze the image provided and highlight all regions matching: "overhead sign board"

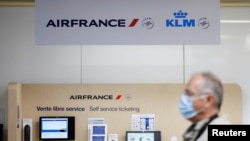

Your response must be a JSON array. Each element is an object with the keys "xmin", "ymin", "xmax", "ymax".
[{"xmin": 35, "ymin": 0, "xmax": 220, "ymax": 45}]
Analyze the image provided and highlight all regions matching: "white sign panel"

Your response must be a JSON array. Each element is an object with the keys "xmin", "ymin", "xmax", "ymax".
[{"xmin": 35, "ymin": 0, "xmax": 220, "ymax": 45}]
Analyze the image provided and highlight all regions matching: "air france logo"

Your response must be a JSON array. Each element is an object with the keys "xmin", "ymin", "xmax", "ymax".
[
  {"xmin": 166, "ymin": 10, "xmax": 195, "ymax": 27},
  {"xmin": 129, "ymin": 19, "xmax": 139, "ymax": 27},
  {"xmin": 46, "ymin": 18, "xmax": 139, "ymax": 28},
  {"xmin": 69, "ymin": 94, "xmax": 123, "ymax": 100}
]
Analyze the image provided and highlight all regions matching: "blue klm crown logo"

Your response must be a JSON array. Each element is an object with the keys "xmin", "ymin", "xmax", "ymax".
[
  {"xmin": 173, "ymin": 10, "xmax": 188, "ymax": 18},
  {"xmin": 166, "ymin": 10, "xmax": 195, "ymax": 27}
]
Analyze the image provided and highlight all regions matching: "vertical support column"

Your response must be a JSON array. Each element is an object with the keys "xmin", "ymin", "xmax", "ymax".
[{"xmin": 8, "ymin": 82, "xmax": 22, "ymax": 141}]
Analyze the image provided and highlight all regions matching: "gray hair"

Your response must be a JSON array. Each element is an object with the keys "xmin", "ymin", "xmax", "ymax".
[{"xmin": 193, "ymin": 72, "xmax": 223, "ymax": 110}]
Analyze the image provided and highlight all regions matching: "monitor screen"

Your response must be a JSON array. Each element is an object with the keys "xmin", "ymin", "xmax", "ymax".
[
  {"xmin": 39, "ymin": 116, "xmax": 75, "ymax": 140},
  {"xmin": 126, "ymin": 131, "xmax": 161, "ymax": 141}
]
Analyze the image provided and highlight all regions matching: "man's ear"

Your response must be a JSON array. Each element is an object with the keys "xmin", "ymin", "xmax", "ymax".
[{"xmin": 205, "ymin": 93, "xmax": 215, "ymax": 107}]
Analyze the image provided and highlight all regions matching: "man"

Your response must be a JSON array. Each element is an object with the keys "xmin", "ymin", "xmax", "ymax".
[{"xmin": 179, "ymin": 72, "xmax": 230, "ymax": 141}]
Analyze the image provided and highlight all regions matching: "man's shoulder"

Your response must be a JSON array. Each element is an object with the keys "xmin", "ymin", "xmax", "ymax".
[
  {"xmin": 210, "ymin": 115, "xmax": 231, "ymax": 125},
  {"xmin": 196, "ymin": 115, "xmax": 231, "ymax": 141}
]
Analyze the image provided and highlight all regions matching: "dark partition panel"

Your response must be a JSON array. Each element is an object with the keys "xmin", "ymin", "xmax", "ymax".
[{"xmin": 0, "ymin": 124, "xmax": 3, "ymax": 141}]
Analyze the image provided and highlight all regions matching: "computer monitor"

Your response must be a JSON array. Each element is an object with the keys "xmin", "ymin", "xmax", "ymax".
[
  {"xmin": 126, "ymin": 131, "xmax": 161, "ymax": 141},
  {"xmin": 39, "ymin": 116, "xmax": 75, "ymax": 140}
]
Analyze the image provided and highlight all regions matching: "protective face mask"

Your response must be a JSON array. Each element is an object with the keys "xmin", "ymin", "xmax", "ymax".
[{"xmin": 178, "ymin": 94, "xmax": 206, "ymax": 119}]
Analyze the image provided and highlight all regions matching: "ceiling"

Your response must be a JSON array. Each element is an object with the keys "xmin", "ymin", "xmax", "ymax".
[{"xmin": 0, "ymin": 0, "xmax": 250, "ymax": 7}]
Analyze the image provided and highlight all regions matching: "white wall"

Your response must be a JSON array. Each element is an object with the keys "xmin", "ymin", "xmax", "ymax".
[{"xmin": 0, "ymin": 7, "xmax": 250, "ymax": 130}]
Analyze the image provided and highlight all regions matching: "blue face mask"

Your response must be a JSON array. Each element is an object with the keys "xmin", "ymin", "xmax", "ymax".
[{"xmin": 178, "ymin": 94, "xmax": 198, "ymax": 119}]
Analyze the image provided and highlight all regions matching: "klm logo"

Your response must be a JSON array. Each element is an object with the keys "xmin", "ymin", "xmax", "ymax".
[{"xmin": 166, "ymin": 10, "xmax": 195, "ymax": 27}]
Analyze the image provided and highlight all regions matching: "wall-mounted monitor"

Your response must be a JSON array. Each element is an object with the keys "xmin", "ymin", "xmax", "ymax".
[
  {"xmin": 126, "ymin": 131, "xmax": 161, "ymax": 141},
  {"xmin": 39, "ymin": 116, "xmax": 75, "ymax": 140}
]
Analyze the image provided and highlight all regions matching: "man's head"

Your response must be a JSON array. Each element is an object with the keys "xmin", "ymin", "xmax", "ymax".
[{"xmin": 179, "ymin": 72, "xmax": 223, "ymax": 122}]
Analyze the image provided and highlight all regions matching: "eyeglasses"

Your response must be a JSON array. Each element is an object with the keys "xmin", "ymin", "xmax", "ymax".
[
  {"xmin": 183, "ymin": 90, "xmax": 196, "ymax": 97},
  {"xmin": 183, "ymin": 90, "xmax": 209, "ymax": 99}
]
